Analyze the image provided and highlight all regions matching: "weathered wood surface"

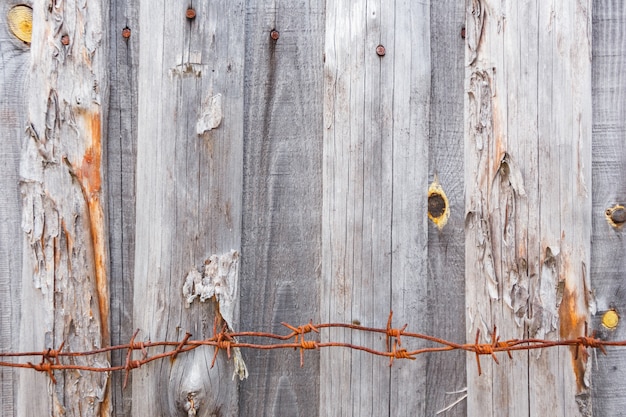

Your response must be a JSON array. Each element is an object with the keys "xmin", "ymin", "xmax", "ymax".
[
  {"xmin": 426, "ymin": 1, "xmax": 467, "ymax": 415},
  {"xmin": 106, "ymin": 1, "xmax": 138, "ymax": 416},
  {"xmin": 15, "ymin": 0, "xmax": 111, "ymax": 416},
  {"xmin": 590, "ymin": 1, "xmax": 626, "ymax": 415},
  {"xmin": 2, "ymin": 1, "xmax": 626, "ymax": 416},
  {"xmin": 0, "ymin": 2, "xmax": 30, "ymax": 416},
  {"xmin": 465, "ymin": 0, "xmax": 594, "ymax": 416},
  {"xmin": 239, "ymin": 1, "xmax": 323, "ymax": 416},
  {"xmin": 132, "ymin": 1, "xmax": 244, "ymax": 415},
  {"xmin": 321, "ymin": 1, "xmax": 431, "ymax": 415}
]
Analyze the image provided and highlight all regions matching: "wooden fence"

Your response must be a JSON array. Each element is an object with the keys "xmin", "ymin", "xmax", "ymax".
[{"xmin": 0, "ymin": 1, "xmax": 625, "ymax": 416}]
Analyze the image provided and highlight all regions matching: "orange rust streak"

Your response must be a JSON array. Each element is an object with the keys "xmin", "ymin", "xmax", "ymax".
[
  {"xmin": 559, "ymin": 285, "xmax": 587, "ymax": 392},
  {"xmin": 79, "ymin": 112, "xmax": 109, "ymax": 349}
]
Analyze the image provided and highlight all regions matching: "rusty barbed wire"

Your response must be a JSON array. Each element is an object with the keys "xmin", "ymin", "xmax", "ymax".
[{"xmin": 0, "ymin": 311, "xmax": 623, "ymax": 384}]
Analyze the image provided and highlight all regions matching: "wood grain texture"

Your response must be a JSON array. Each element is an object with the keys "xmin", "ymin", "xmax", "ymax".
[
  {"xmin": 239, "ymin": 1, "xmax": 324, "ymax": 416},
  {"xmin": 321, "ymin": 1, "xmax": 431, "ymax": 415},
  {"xmin": 0, "ymin": 2, "xmax": 30, "ymax": 416},
  {"xmin": 464, "ymin": 0, "xmax": 593, "ymax": 415},
  {"xmin": 590, "ymin": 1, "xmax": 626, "ymax": 415},
  {"xmin": 106, "ymin": 1, "xmax": 138, "ymax": 416},
  {"xmin": 426, "ymin": 1, "xmax": 467, "ymax": 416},
  {"xmin": 17, "ymin": 1, "xmax": 111, "ymax": 415},
  {"xmin": 132, "ymin": 1, "xmax": 244, "ymax": 415}
]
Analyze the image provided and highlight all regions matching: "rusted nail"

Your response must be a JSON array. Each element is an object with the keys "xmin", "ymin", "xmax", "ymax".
[
  {"xmin": 121, "ymin": 27, "xmax": 131, "ymax": 39},
  {"xmin": 376, "ymin": 44, "xmax": 386, "ymax": 56},
  {"xmin": 461, "ymin": 26, "xmax": 466, "ymax": 39},
  {"xmin": 61, "ymin": 35, "xmax": 69, "ymax": 45},
  {"xmin": 186, "ymin": 8, "xmax": 196, "ymax": 19},
  {"xmin": 270, "ymin": 29, "xmax": 280, "ymax": 41}
]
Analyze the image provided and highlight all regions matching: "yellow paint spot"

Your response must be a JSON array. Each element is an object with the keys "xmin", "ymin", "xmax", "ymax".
[
  {"xmin": 602, "ymin": 309, "xmax": 619, "ymax": 330},
  {"xmin": 428, "ymin": 176, "xmax": 449, "ymax": 230},
  {"xmin": 7, "ymin": 5, "xmax": 33, "ymax": 44}
]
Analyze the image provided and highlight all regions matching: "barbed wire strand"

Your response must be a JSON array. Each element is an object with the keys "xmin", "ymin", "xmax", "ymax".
[{"xmin": 0, "ymin": 311, "xmax": 619, "ymax": 384}]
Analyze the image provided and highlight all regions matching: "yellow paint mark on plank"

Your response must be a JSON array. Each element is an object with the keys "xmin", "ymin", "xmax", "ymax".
[
  {"xmin": 7, "ymin": 5, "xmax": 32, "ymax": 44},
  {"xmin": 428, "ymin": 176, "xmax": 449, "ymax": 230}
]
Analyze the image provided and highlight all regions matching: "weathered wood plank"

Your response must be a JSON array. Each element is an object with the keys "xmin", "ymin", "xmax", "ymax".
[
  {"xmin": 132, "ymin": 2, "xmax": 244, "ymax": 415},
  {"xmin": 0, "ymin": 2, "xmax": 31, "ymax": 416},
  {"xmin": 239, "ymin": 1, "xmax": 324, "ymax": 416},
  {"xmin": 17, "ymin": 1, "xmax": 111, "ymax": 415},
  {"xmin": 590, "ymin": 1, "xmax": 626, "ymax": 415},
  {"xmin": 425, "ymin": 1, "xmax": 467, "ymax": 415},
  {"xmin": 106, "ymin": 1, "xmax": 138, "ymax": 416},
  {"xmin": 321, "ymin": 1, "xmax": 431, "ymax": 415},
  {"xmin": 465, "ymin": 0, "xmax": 593, "ymax": 415}
]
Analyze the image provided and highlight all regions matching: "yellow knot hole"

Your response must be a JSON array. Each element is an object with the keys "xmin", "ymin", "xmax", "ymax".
[
  {"xmin": 602, "ymin": 309, "xmax": 619, "ymax": 330},
  {"xmin": 8, "ymin": 5, "xmax": 33, "ymax": 44},
  {"xmin": 428, "ymin": 176, "xmax": 450, "ymax": 230}
]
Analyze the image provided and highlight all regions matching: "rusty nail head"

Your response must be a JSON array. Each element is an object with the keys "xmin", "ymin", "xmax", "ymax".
[
  {"xmin": 122, "ymin": 27, "xmax": 131, "ymax": 39},
  {"xmin": 376, "ymin": 44, "xmax": 385, "ymax": 56},
  {"xmin": 61, "ymin": 35, "xmax": 69, "ymax": 45},
  {"xmin": 186, "ymin": 8, "xmax": 196, "ymax": 19},
  {"xmin": 461, "ymin": 26, "xmax": 466, "ymax": 39},
  {"xmin": 270, "ymin": 30, "xmax": 280, "ymax": 41}
]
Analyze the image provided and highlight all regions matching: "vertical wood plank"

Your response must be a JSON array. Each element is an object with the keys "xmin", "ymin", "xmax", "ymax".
[
  {"xmin": 17, "ymin": 0, "xmax": 111, "ymax": 415},
  {"xmin": 590, "ymin": 1, "xmax": 626, "ymax": 415},
  {"xmin": 465, "ymin": 0, "xmax": 593, "ymax": 415},
  {"xmin": 106, "ymin": 1, "xmax": 138, "ymax": 416},
  {"xmin": 426, "ymin": 1, "xmax": 467, "ymax": 415},
  {"xmin": 239, "ymin": 1, "xmax": 324, "ymax": 416},
  {"xmin": 322, "ymin": 1, "xmax": 431, "ymax": 415},
  {"xmin": 0, "ymin": 2, "xmax": 30, "ymax": 416},
  {"xmin": 132, "ymin": 2, "xmax": 244, "ymax": 415}
]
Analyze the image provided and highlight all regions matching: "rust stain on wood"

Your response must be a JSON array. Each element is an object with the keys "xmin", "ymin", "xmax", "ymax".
[
  {"xmin": 559, "ymin": 282, "xmax": 587, "ymax": 392},
  {"xmin": 75, "ymin": 111, "xmax": 109, "ymax": 348}
]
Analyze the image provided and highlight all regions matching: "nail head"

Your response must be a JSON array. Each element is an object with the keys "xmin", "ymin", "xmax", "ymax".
[
  {"xmin": 186, "ymin": 8, "xmax": 196, "ymax": 19},
  {"xmin": 61, "ymin": 35, "xmax": 70, "ymax": 45},
  {"xmin": 461, "ymin": 26, "xmax": 466, "ymax": 39},
  {"xmin": 270, "ymin": 30, "xmax": 280, "ymax": 41},
  {"xmin": 376, "ymin": 44, "xmax": 386, "ymax": 56},
  {"xmin": 122, "ymin": 27, "xmax": 131, "ymax": 39}
]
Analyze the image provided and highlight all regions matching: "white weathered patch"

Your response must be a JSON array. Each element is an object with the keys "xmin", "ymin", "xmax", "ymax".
[
  {"xmin": 196, "ymin": 93, "xmax": 223, "ymax": 135},
  {"xmin": 182, "ymin": 250, "xmax": 247, "ymax": 379}
]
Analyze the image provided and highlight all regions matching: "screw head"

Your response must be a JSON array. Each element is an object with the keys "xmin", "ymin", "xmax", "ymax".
[
  {"xmin": 186, "ymin": 8, "xmax": 196, "ymax": 19},
  {"xmin": 270, "ymin": 29, "xmax": 280, "ymax": 41},
  {"xmin": 376, "ymin": 44, "xmax": 385, "ymax": 56},
  {"xmin": 61, "ymin": 35, "xmax": 69, "ymax": 45},
  {"xmin": 122, "ymin": 27, "xmax": 131, "ymax": 39}
]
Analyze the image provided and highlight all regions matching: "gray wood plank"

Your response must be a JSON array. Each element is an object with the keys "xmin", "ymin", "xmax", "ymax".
[
  {"xmin": 464, "ymin": 0, "xmax": 594, "ymax": 415},
  {"xmin": 106, "ymin": 1, "xmax": 139, "ymax": 416},
  {"xmin": 0, "ymin": 2, "xmax": 31, "ymax": 416},
  {"xmin": 321, "ymin": 1, "xmax": 431, "ymax": 415},
  {"xmin": 591, "ymin": 1, "xmax": 626, "ymax": 415},
  {"xmin": 17, "ymin": 1, "xmax": 111, "ymax": 415},
  {"xmin": 238, "ymin": 1, "xmax": 324, "ymax": 416},
  {"xmin": 132, "ymin": 2, "xmax": 244, "ymax": 415},
  {"xmin": 425, "ymin": 1, "xmax": 467, "ymax": 416}
]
